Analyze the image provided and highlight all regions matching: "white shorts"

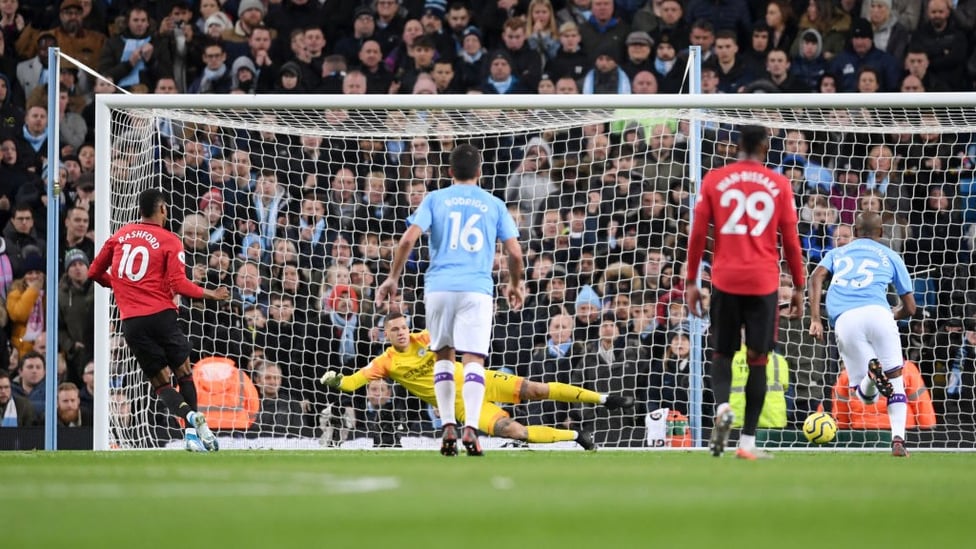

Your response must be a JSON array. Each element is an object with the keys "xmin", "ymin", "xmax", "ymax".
[
  {"xmin": 834, "ymin": 304, "xmax": 903, "ymax": 386},
  {"xmin": 424, "ymin": 291, "xmax": 494, "ymax": 356}
]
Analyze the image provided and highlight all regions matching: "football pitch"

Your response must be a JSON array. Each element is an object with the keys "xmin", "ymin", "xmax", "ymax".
[{"xmin": 3, "ymin": 450, "xmax": 973, "ymax": 548}]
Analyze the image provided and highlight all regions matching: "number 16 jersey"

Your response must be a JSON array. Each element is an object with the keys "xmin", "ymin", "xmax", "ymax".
[
  {"xmin": 88, "ymin": 222, "xmax": 204, "ymax": 319},
  {"xmin": 688, "ymin": 159, "xmax": 806, "ymax": 295},
  {"xmin": 818, "ymin": 238, "xmax": 912, "ymax": 325},
  {"xmin": 407, "ymin": 184, "xmax": 519, "ymax": 296}
]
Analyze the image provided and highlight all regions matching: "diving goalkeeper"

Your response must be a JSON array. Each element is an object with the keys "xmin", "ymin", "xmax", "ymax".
[{"xmin": 320, "ymin": 312, "xmax": 634, "ymax": 450}]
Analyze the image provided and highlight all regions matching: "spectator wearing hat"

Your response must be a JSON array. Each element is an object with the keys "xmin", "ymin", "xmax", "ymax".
[
  {"xmin": 579, "ymin": 0, "xmax": 630, "ymax": 58},
  {"xmin": 481, "ymin": 49, "xmax": 527, "ymax": 94},
  {"xmin": 828, "ymin": 18, "xmax": 899, "ymax": 92},
  {"xmin": 910, "ymin": 0, "xmax": 970, "ymax": 91},
  {"xmin": 456, "ymin": 25, "xmax": 485, "ymax": 91},
  {"xmin": 792, "ymin": 0, "xmax": 851, "ymax": 62},
  {"xmin": 419, "ymin": 1, "xmax": 456, "ymax": 62},
  {"xmin": 98, "ymin": 5, "xmax": 171, "ymax": 93},
  {"xmin": 652, "ymin": 32, "xmax": 683, "ymax": 93},
  {"xmin": 789, "ymin": 28, "xmax": 828, "ymax": 91},
  {"xmin": 335, "ymin": 6, "xmax": 377, "ymax": 66},
  {"xmin": 864, "ymin": 0, "xmax": 910, "ymax": 63},
  {"xmin": 621, "ymin": 30, "xmax": 654, "ymax": 78},
  {"xmin": 573, "ymin": 283, "xmax": 603, "ymax": 342},
  {"xmin": 229, "ymin": 53, "xmax": 258, "ymax": 93},
  {"xmin": 547, "ymin": 21, "xmax": 588, "ymax": 81},
  {"xmin": 15, "ymin": 0, "xmax": 106, "ymax": 95},
  {"xmin": 494, "ymin": 15, "xmax": 544, "ymax": 91},
  {"xmin": 224, "ymin": 0, "xmax": 276, "ymax": 45},
  {"xmin": 275, "ymin": 60, "xmax": 306, "ymax": 92},
  {"xmin": 581, "ymin": 41, "xmax": 631, "ymax": 94},
  {"xmin": 6, "ymin": 250, "xmax": 45, "ymax": 357},
  {"xmin": 58, "ymin": 247, "xmax": 92, "ymax": 383}
]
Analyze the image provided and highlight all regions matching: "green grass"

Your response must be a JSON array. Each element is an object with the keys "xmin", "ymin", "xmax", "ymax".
[{"xmin": 2, "ymin": 450, "xmax": 974, "ymax": 548}]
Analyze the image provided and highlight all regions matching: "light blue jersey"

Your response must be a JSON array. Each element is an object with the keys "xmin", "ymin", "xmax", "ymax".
[
  {"xmin": 407, "ymin": 184, "xmax": 519, "ymax": 295},
  {"xmin": 818, "ymin": 238, "xmax": 913, "ymax": 325}
]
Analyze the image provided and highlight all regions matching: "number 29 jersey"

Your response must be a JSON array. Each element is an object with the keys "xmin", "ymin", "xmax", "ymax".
[
  {"xmin": 88, "ymin": 222, "xmax": 204, "ymax": 319},
  {"xmin": 818, "ymin": 238, "xmax": 912, "ymax": 325},
  {"xmin": 407, "ymin": 184, "xmax": 519, "ymax": 296},
  {"xmin": 690, "ymin": 159, "xmax": 805, "ymax": 295}
]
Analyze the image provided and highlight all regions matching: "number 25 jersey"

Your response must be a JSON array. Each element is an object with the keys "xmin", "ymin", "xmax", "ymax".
[
  {"xmin": 407, "ymin": 184, "xmax": 519, "ymax": 295},
  {"xmin": 88, "ymin": 222, "xmax": 204, "ymax": 319},
  {"xmin": 818, "ymin": 238, "xmax": 912, "ymax": 325},
  {"xmin": 690, "ymin": 159, "xmax": 805, "ymax": 295}
]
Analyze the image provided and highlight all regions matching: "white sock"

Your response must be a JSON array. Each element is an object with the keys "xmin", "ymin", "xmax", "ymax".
[
  {"xmin": 433, "ymin": 360, "xmax": 456, "ymax": 426},
  {"xmin": 887, "ymin": 376, "xmax": 908, "ymax": 440},
  {"xmin": 857, "ymin": 375, "xmax": 880, "ymax": 404},
  {"xmin": 739, "ymin": 434, "xmax": 756, "ymax": 450},
  {"xmin": 462, "ymin": 362, "xmax": 486, "ymax": 430},
  {"xmin": 599, "ymin": 394, "xmax": 608, "ymax": 404},
  {"xmin": 185, "ymin": 427, "xmax": 197, "ymax": 436}
]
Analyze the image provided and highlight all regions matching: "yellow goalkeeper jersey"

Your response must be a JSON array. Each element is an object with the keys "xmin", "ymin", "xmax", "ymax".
[{"xmin": 338, "ymin": 330, "xmax": 447, "ymax": 406}]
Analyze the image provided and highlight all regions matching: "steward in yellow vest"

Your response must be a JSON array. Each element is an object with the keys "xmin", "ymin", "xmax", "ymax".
[{"xmin": 730, "ymin": 345, "xmax": 789, "ymax": 428}]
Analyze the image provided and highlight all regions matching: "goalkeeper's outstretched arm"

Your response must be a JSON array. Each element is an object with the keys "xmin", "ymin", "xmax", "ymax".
[{"xmin": 320, "ymin": 370, "xmax": 370, "ymax": 392}]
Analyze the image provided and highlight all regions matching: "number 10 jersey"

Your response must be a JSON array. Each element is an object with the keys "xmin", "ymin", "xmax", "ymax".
[{"xmin": 88, "ymin": 221, "xmax": 204, "ymax": 319}]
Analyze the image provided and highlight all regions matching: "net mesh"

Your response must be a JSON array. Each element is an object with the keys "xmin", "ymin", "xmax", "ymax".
[{"xmin": 101, "ymin": 100, "xmax": 976, "ymax": 450}]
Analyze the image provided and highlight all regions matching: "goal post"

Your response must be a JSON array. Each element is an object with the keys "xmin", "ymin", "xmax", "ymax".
[{"xmin": 94, "ymin": 91, "xmax": 976, "ymax": 451}]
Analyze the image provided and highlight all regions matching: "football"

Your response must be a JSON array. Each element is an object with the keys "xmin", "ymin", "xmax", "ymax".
[{"xmin": 803, "ymin": 412, "xmax": 838, "ymax": 444}]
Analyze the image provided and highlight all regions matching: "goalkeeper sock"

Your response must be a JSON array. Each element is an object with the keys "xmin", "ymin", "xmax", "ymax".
[
  {"xmin": 462, "ymin": 362, "xmax": 486, "ymax": 430},
  {"xmin": 887, "ymin": 376, "xmax": 908, "ymax": 440},
  {"xmin": 546, "ymin": 382, "xmax": 602, "ymax": 404},
  {"xmin": 857, "ymin": 374, "xmax": 880, "ymax": 404},
  {"xmin": 526, "ymin": 425, "xmax": 578, "ymax": 443},
  {"xmin": 155, "ymin": 385, "xmax": 193, "ymax": 423},
  {"xmin": 433, "ymin": 360, "xmax": 456, "ymax": 426},
  {"xmin": 177, "ymin": 374, "xmax": 198, "ymax": 411}
]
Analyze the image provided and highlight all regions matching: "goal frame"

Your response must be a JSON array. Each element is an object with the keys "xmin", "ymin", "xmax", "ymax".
[{"xmin": 93, "ymin": 91, "xmax": 976, "ymax": 451}]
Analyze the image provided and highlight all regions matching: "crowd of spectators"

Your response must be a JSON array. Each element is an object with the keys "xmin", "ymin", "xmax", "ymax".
[{"xmin": 1, "ymin": 0, "xmax": 976, "ymax": 447}]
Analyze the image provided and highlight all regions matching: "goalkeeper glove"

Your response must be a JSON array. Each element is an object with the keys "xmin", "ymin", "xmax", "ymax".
[{"xmin": 320, "ymin": 371, "xmax": 343, "ymax": 388}]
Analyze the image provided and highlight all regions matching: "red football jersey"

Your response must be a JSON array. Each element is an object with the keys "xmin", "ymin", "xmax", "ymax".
[
  {"xmin": 686, "ymin": 160, "xmax": 805, "ymax": 295},
  {"xmin": 88, "ymin": 222, "xmax": 205, "ymax": 319}
]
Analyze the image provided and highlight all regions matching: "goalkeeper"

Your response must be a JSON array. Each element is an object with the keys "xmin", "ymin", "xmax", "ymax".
[{"xmin": 321, "ymin": 312, "xmax": 634, "ymax": 450}]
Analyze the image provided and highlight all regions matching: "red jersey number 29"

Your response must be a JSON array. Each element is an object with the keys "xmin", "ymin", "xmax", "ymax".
[
  {"xmin": 118, "ymin": 243, "xmax": 150, "ymax": 281},
  {"xmin": 718, "ymin": 189, "xmax": 775, "ymax": 236}
]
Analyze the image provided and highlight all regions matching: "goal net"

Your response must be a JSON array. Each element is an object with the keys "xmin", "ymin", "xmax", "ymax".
[{"xmin": 94, "ymin": 93, "xmax": 976, "ymax": 451}]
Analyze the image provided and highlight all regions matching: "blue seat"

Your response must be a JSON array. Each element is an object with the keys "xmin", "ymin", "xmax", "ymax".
[{"xmin": 913, "ymin": 278, "xmax": 937, "ymax": 310}]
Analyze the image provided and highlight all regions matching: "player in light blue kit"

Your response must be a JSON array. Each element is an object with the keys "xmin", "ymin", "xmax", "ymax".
[
  {"xmin": 376, "ymin": 144, "xmax": 525, "ymax": 456},
  {"xmin": 807, "ymin": 212, "xmax": 917, "ymax": 456}
]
